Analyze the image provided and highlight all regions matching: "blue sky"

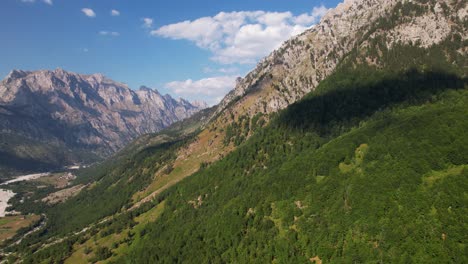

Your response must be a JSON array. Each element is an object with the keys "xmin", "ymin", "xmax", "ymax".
[{"xmin": 1, "ymin": 0, "xmax": 341, "ymax": 104}]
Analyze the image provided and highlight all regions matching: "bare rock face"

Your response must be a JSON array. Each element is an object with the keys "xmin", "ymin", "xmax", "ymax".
[
  {"xmin": 0, "ymin": 69, "xmax": 206, "ymax": 160},
  {"xmin": 191, "ymin": 100, "xmax": 209, "ymax": 109},
  {"xmin": 213, "ymin": 0, "xmax": 466, "ymax": 119}
]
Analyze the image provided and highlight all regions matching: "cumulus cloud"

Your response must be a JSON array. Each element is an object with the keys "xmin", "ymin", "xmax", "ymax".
[
  {"xmin": 203, "ymin": 67, "xmax": 239, "ymax": 74},
  {"xmin": 82, "ymin": 8, "xmax": 96, "ymax": 18},
  {"xmin": 152, "ymin": 5, "xmax": 329, "ymax": 64},
  {"xmin": 111, "ymin": 9, "xmax": 120, "ymax": 16},
  {"xmin": 43, "ymin": 0, "xmax": 52, "ymax": 5},
  {"xmin": 142, "ymin": 18, "xmax": 153, "ymax": 28},
  {"xmin": 99, "ymin": 31, "xmax": 120, "ymax": 37},
  {"xmin": 165, "ymin": 76, "xmax": 237, "ymax": 104},
  {"xmin": 294, "ymin": 6, "xmax": 328, "ymax": 25}
]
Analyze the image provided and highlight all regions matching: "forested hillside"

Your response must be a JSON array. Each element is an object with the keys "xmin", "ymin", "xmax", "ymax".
[
  {"xmin": 2, "ymin": 0, "xmax": 467, "ymax": 263},
  {"xmin": 115, "ymin": 40, "xmax": 467, "ymax": 263}
]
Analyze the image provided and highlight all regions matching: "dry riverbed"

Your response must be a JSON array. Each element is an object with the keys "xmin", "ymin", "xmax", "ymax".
[
  {"xmin": 0, "ymin": 189, "xmax": 15, "ymax": 218},
  {"xmin": 0, "ymin": 173, "xmax": 51, "ymax": 217}
]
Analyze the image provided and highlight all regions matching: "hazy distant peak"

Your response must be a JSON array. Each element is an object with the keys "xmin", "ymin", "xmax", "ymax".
[
  {"xmin": 0, "ymin": 68, "xmax": 206, "ymax": 155},
  {"xmin": 177, "ymin": 97, "xmax": 189, "ymax": 104},
  {"xmin": 5, "ymin": 69, "xmax": 29, "ymax": 80},
  {"xmin": 138, "ymin": 86, "xmax": 162, "ymax": 95},
  {"xmin": 53, "ymin": 67, "xmax": 67, "ymax": 74},
  {"xmin": 191, "ymin": 100, "xmax": 209, "ymax": 109},
  {"xmin": 138, "ymin": 85, "xmax": 152, "ymax": 92}
]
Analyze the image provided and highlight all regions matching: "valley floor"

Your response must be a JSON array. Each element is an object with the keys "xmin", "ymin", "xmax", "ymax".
[{"xmin": 0, "ymin": 173, "xmax": 51, "ymax": 217}]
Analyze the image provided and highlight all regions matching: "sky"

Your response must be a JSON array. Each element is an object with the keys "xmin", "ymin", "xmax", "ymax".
[{"xmin": 0, "ymin": 0, "xmax": 341, "ymax": 105}]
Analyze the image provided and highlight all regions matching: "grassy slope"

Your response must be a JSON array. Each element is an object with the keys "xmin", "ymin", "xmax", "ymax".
[
  {"xmin": 0, "ymin": 215, "xmax": 40, "ymax": 242},
  {"xmin": 12, "ymin": 106, "xmax": 216, "ymax": 238}
]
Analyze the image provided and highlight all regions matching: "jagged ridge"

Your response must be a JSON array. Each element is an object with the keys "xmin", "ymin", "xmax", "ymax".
[{"xmin": 0, "ymin": 68, "xmax": 206, "ymax": 175}]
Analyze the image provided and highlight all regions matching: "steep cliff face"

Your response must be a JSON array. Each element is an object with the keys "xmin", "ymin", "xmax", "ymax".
[
  {"xmin": 215, "ymin": 0, "xmax": 466, "ymax": 118},
  {"xmin": 0, "ymin": 69, "xmax": 205, "ymax": 175}
]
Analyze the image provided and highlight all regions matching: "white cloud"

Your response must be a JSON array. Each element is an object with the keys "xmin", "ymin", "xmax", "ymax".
[
  {"xmin": 43, "ymin": 0, "xmax": 52, "ymax": 5},
  {"xmin": 165, "ymin": 76, "xmax": 237, "ymax": 104},
  {"xmin": 294, "ymin": 6, "xmax": 328, "ymax": 25},
  {"xmin": 142, "ymin": 18, "xmax": 153, "ymax": 28},
  {"xmin": 82, "ymin": 8, "xmax": 96, "ymax": 18},
  {"xmin": 312, "ymin": 6, "xmax": 329, "ymax": 19},
  {"xmin": 203, "ymin": 67, "xmax": 239, "ymax": 74},
  {"xmin": 152, "ymin": 5, "xmax": 329, "ymax": 64},
  {"xmin": 111, "ymin": 9, "xmax": 120, "ymax": 16},
  {"xmin": 99, "ymin": 31, "xmax": 120, "ymax": 37}
]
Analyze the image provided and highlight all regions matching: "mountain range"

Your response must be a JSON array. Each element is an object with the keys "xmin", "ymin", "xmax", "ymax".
[
  {"xmin": 1, "ymin": 0, "xmax": 467, "ymax": 263},
  {"xmin": 0, "ymin": 69, "xmax": 206, "ymax": 176}
]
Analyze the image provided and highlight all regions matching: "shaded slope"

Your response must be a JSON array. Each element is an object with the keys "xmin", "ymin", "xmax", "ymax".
[{"xmin": 121, "ymin": 68, "xmax": 467, "ymax": 263}]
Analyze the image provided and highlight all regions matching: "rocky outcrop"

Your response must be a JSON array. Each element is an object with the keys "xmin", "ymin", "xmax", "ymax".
[
  {"xmin": 213, "ymin": 0, "xmax": 465, "ymax": 119},
  {"xmin": 0, "ymin": 69, "xmax": 206, "ymax": 159}
]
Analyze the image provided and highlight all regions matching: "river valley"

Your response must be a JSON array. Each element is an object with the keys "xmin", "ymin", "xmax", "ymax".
[{"xmin": 0, "ymin": 173, "xmax": 51, "ymax": 217}]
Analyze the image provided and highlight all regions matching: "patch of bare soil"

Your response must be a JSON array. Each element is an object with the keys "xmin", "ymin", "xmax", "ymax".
[
  {"xmin": 42, "ymin": 184, "xmax": 86, "ymax": 205},
  {"xmin": 310, "ymin": 256, "xmax": 322, "ymax": 264}
]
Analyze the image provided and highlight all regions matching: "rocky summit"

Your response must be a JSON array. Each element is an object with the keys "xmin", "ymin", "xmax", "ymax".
[
  {"xmin": 215, "ymin": 0, "xmax": 466, "ymax": 118},
  {"xmin": 0, "ymin": 68, "xmax": 206, "ymax": 174}
]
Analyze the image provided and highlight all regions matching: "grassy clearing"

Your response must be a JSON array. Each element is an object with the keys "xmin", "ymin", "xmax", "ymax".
[
  {"xmin": 422, "ymin": 165, "xmax": 467, "ymax": 187},
  {"xmin": 33, "ymin": 172, "xmax": 73, "ymax": 188},
  {"xmin": 64, "ymin": 201, "xmax": 166, "ymax": 264},
  {"xmin": 0, "ymin": 214, "xmax": 40, "ymax": 242},
  {"xmin": 132, "ymin": 127, "xmax": 233, "ymax": 205},
  {"xmin": 339, "ymin": 143, "xmax": 369, "ymax": 173}
]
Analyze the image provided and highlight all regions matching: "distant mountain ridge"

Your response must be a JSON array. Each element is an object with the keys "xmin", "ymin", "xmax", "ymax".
[{"xmin": 0, "ymin": 68, "xmax": 206, "ymax": 176}]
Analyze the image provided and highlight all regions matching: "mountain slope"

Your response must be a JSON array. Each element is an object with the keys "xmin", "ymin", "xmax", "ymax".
[
  {"xmin": 131, "ymin": 0, "xmax": 467, "ymax": 210},
  {"xmin": 124, "ymin": 74, "xmax": 467, "ymax": 263},
  {"xmin": 16, "ymin": 47, "xmax": 466, "ymax": 263},
  {"xmin": 0, "ymin": 69, "xmax": 205, "ymax": 177},
  {"xmin": 3, "ymin": 0, "xmax": 467, "ymax": 262}
]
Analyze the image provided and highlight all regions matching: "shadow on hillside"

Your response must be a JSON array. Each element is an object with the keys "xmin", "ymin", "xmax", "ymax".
[
  {"xmin": 0, "ymin": 151, "xmax": 58, "ymax": 176},
  {"xmin": 276, "ymin": 69, "xmax": 467, "ymax": 134}
]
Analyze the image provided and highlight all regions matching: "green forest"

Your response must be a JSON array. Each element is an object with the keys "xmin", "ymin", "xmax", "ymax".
[
  {"xmin": 114, "ymin": 51, "xmax": 467, "ymax": 263},
  {"xmin": 3, "ymin": 2, "xmax": 467, "ymax": 262}
]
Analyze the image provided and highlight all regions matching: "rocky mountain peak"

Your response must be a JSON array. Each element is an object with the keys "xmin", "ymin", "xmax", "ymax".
[
  {"xmin": 6, "ymin": 69, "xmax": 29, "ymax": 80},
  {"xmin": 213, "ymin": 0, "xmax": 464, "ymax": 120},
  {"xmin": 84, "ymin": 72, "xmax": 104, "ymax": 82},
  {"xmin": 138, "ymin": 86, "xmax": 153, "ymax": 92},
  {"xmin": 177, "ymin": 97, "xmax": 191, "ymax": 105},
  {"xmin": 0, "ymin": 68, "xmax": 206, "ymax": 161},
  {"xmin": 191, "ymin": 100, "xmax": 209, "ymax": 109},
  {"xmin": 53, "ymin": 67, "xmax": 67, "ymax": 74}
]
